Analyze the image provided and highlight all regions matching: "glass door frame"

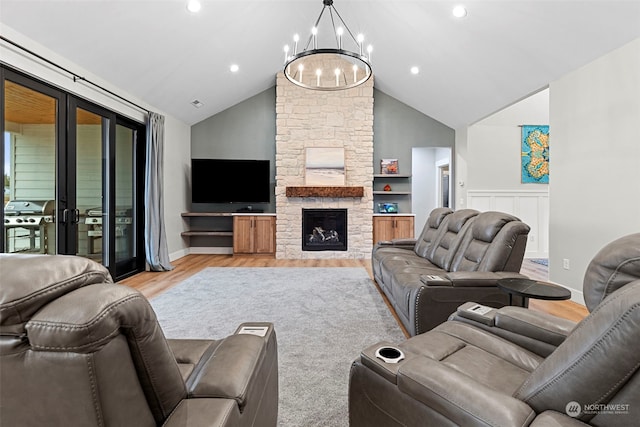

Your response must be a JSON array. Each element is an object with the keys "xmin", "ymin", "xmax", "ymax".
[
  {"xmin": 2, "ymin": 66, "xmax": 146, "ymax": 279},
  {"xmin": 1, "ymin": 68, "xmax": 66, "ymax": 254}
]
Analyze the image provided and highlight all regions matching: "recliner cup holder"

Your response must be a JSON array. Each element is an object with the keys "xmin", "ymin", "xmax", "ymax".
[{"xmin": 375, "ymin": 346, "xmax": 405, "ymax": 364}]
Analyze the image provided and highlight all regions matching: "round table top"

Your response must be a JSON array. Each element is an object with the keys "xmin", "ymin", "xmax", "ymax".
[{"xmin": 497, "ymin": 278, "xmax": 572, "ymax": 301}]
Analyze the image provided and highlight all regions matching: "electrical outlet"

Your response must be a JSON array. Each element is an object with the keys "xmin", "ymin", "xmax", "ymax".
[
  {"xmin": 563, "ymin": 259, "xmax": 570, "ymax": 270},
  {"xmin": 529, "ymin": 235, "xmax": 535, "ymax": 242}
]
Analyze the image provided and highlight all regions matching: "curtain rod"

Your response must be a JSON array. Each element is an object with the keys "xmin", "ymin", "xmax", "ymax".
[{"xmin": 0, "ymin": 35, "xmax": 150, "ymax": 115}]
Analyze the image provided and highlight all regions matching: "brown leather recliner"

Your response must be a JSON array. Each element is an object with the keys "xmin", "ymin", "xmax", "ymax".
[
  {"xmin": 350, "ymin": 233, "xmax": 640, "ymax": 426},
  {"xmin": 0, "ymin": 254, "xmax": 278, "ymax": 427},
  {"xmin": 373, "ymin": 208, "xmax": 530, "ymax": 335}
]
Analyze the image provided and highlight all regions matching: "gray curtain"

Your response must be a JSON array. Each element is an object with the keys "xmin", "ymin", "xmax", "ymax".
[{"xmin": 144, "ymin": 112, "xmax": 173, "ymax": 271}]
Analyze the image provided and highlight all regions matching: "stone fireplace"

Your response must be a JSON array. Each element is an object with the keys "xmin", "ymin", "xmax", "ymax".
[
  {"xmin": 275, "ymin": 68, "xmax": 374, "ymax": 259},
  {"xmin": 302, "ymin": 208, "xmax": 347, "ymax": 252}
]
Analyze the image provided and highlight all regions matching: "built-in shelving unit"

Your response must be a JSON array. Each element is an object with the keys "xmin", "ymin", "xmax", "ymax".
[
  {"xmin": 373, "ymin": 174, "xmax": 412, "ymax": 212},
  {"xmin": 181, "ymin": 212, "xmax": 233, "ymax": 237},
  {"xmin": 181, "ymin": 212, "xmax": 275, "ymax": 255}
]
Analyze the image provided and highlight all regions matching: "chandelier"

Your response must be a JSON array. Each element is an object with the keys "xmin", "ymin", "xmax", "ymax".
[{"xmin": 282, "ymin": 0, "xmax": 373, "ymax": 91}]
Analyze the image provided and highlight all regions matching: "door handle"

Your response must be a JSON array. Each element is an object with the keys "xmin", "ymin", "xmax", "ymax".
[{"xmin": 73, "ymin": 209, "xmax": 80, "ymax": 225}]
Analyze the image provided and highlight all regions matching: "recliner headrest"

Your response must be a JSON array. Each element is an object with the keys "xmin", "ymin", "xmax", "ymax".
[
  {"xmin": 446, "ymin": 209, "xmax": 479, "ymax": 232},
  {"xmin": 472, "ymin": 211, "xmax": 521, "ymax": 242},
  {"xmin": 0, "ymin": 254, "xmax": 112, "ymax": 329},
  {"xmin": 583, "ymin": 233, "xmax": 640, "ymax": 312},
  {"xmin": 427, "ymin": 207, "xmax": 453, "ymax": 228}
]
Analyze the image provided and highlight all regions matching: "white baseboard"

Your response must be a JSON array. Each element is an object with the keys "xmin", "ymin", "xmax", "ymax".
[{"xmin": 169, "ymin": 248, "xmax": 189, "ymax": 262}]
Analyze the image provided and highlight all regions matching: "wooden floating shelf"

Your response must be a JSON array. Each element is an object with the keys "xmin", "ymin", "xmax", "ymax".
[
  {"xmin": 373, "ymin": 174, "xmax": 412, "ymax": 178},
  {"xmin": 285, "ymin": 186, "xmax": 364, "ymax": 198},
  {"xmin": 373, "ymin": 191, "xmax": 411, "ymax": 195},
  {"xmin": 181, "ymin": 231, "xmax": 233, "ymax": 237},
  {"xmin": 182, "ymin": 212, "xmax": 233, "ymax": 217}
]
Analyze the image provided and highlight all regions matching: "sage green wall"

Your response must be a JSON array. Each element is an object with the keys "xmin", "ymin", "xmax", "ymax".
[
  {"xmin": 372, "ymin": 89, "xmax": 455, "ymax": 170},
  {"xmin": 189, "ymin": 86, "xmax": 455, "ymax": 216},
  {"xmin": 373, "ymin": 89, "xmax": 455, "ymax": 214},
  {"xmin": 190, "ymin": 87, "xmax": 277, "ymax": 213}
]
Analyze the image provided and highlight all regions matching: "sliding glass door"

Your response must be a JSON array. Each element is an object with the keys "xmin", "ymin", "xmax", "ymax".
[
  {"xmin": 1, "ymin": 67, "xmax": 145, "ymax": 279},
  {"xmin": 2, "ymin": 76, "xmax": 63, "ymax": 255}
]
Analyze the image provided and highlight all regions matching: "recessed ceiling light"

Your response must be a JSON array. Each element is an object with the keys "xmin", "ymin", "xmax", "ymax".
[
  {"xmin": 230, "ymin": 64, "xmax": 239, "ymax": 73},
  {"xmin": 186, "ymin": 0, "xmax": 201, "ymax": 13},
  {"xmin": 191, "ymin": 100, "xmax": 204, "ymax": 108},
  {"xmin": 410, "ymin": 66, "xmax": 420, "ymax": 75},
  {"xmin": 452, "ymin": 5, "xmax": 467, "ymax": 18}
]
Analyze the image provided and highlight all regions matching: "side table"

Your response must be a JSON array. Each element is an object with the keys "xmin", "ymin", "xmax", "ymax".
[{"xmin": 497, "ymin": 277, "xmax": 572, "ymax": 306}]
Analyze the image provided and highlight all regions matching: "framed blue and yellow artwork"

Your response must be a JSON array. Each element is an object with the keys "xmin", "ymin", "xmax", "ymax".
[{"xmin": 521, "ymin": 125, "xmax": 549, "ymax": 183}]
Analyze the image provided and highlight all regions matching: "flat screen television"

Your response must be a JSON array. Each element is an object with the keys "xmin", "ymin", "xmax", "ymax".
[{"xmin": 191, "ymin": 159, "xmax": 271, "ymax": 204}]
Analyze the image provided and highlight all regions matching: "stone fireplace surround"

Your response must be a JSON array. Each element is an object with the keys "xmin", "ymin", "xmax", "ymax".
[{"xmin": 275, "ymin": 69, "xmax": 374, "ymax": 259}]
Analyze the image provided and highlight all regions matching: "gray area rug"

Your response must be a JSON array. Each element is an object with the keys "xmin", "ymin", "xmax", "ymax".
[{"xmin": 149, "ymin": 267, "xmax": 405, "ymax": 426}]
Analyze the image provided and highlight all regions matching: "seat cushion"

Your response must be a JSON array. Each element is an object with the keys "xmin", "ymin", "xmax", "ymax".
[{"xmin": 399, "ymin": 321, "xmax": 543, "ymax": 394}]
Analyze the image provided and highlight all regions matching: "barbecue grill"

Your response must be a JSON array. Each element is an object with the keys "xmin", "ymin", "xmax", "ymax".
[
  {"xmin": 4, "ymin": 200, "xmax": 55, "ymax": 253},
  {"xmin": 84, "ymin": 206, "xmax": 133, "ymax": 256}
]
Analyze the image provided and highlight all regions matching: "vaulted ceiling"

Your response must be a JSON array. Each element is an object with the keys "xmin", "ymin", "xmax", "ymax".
[{"xmin": 1, "ymin": 1, "xmax": 639, "ymax": 129}]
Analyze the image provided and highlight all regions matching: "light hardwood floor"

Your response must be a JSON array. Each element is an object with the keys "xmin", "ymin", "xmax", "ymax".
[{"xmin": 120, "ymin": 255, "xmax": 589, "ymax": 337}]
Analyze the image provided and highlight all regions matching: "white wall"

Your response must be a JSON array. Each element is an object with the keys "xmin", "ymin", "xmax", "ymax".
[
  {"xmin": 1, "ymin": 25, "xmax": 191, "ymax": 262},
  {"xmin": 548, "ymin": 38, "xmax": 640, "ymax": 304},
  {"xmin": 462, "ymin": 89, "xmax": 550, "ymax": 258}
]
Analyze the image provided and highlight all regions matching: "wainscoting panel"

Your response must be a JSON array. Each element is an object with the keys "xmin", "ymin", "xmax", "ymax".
[{"xmin": 467, "ymin": 190, "xmax": 549, "ymax": 259}]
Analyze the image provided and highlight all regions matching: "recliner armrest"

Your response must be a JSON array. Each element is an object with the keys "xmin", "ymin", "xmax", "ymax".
[
  {"xmin": 397, "ymin": 357, "xmax": 536, "ymax": 426},
  {"xmin": 188, "ymin": 323, "xmax": 276, "ymax": 409},
  {"xmin": 420, "ymin": 271, "xmax": 528, "ymax": 287},
  {"xmin": 376, "ymin": 238, "xmax": 417, "ymax": 250},
  {"xmin": 494, "ymin": 306, "xmax": 576, "ymax": 346},
  {"xmin": 450, "ymin": 304, "xmax": 576, "ymax": 356}
]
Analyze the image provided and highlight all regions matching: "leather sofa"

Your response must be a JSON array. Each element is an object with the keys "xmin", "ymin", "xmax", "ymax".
[
  {"xmin": 373, "ymin": 208, "xmax": 531, "ymax": 335},
  {"xmin": 351, "ymin": 232, "xmax": 640, "ymax": 426},
  {"xmin": 0, "ymin": 254, "xmax": 279, "ymax": 427}
]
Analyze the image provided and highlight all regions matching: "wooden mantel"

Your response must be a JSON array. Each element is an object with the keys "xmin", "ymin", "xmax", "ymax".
[{"xmin": 285, "ymin": 186, "xmax": 364, "ymax": 198}]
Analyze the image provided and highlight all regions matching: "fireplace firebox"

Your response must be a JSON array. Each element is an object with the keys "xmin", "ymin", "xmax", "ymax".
[{"xmin": 302, "ymin": 208, "xmax": 347, "ymax": 251}]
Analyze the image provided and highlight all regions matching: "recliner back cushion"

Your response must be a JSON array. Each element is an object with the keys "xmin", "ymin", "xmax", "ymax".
[
  {"xmin": 0, "ymin": 254, "xmax": 112, "ymax": 332},
  {"xmin": 25, "ymin": 284, "xmax": 187, "ymax": 424},
  {"xmin": 450, "ymin": 212, "xmax": 530, "ymax": 272},
  {"xmin": 425, "ymin": 209, "xmax": 479, "ymax": 270},
  {"xmin": 413, "ymin": 208, "xmax": 453, "ymax": 257},
  {"xmin": 515, "ymin": 280, "xmax": 640, "ymax": 424},
  {"xmin": 582, "ymin": 233, "xmax": 640, "ymax": 312}
]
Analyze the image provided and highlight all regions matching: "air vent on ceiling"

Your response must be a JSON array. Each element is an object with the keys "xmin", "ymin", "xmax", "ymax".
[{"xmin": 191, "ymin": 99, "xmax": 204, "ymax": 108}]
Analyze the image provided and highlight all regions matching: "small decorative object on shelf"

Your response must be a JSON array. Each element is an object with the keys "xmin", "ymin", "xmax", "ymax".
[
  {"xmin": 383, "ymin": 184, "xmax": 392, "ymax": 191},
  {"xmin": 380, "ymin": 159, "xmax": 399, "ymax": 174}
]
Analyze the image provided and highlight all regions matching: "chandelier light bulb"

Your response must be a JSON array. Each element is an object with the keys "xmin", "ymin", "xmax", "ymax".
[
  {"xmin": 298, "ymin": 64, "xmax": 304, "ymax": 83},
  {"xmin": 230, "ymin": 64, "xmax": 239, "ymax": 73},
  {"xmin": 283, "ymin": 45, "xmax": 290, "ymax": 63},
  {"xmin": 293, "ymin": 34, "xmax": 299, "ymax": 54},
  {"xmin": 367, "ymin": 44, "xmax": 373, "ymax": 62},
  {"xmin": 352, "ymin": 64, "xmax": 358, "ymax": 82},
  {"xmin": 411, "ymin": 66, "xmax": 419, "ymax": 75},
  {"xmin": 357, "ymin": 33, "xmax": 365, "ymax": 55}
]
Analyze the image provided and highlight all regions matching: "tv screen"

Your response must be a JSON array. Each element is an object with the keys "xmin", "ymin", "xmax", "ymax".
[{"xmin": 191, "ymin": 159, "xmax": 271, "ymax": 204}]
